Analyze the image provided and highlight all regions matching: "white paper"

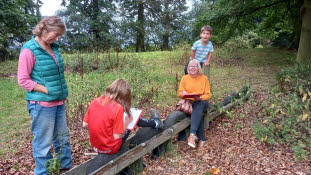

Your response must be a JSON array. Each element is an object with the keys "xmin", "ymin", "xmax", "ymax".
[{"xmin": 123, "ymin": 108, "xmax": 143, "ymax": 130}]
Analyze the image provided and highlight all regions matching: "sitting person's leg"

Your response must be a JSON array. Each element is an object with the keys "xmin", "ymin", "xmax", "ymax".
[
  {"xmin": 121, "ymin": 109, "xmax": 163, "ymax": 145},
  {"xmin": 136, "ymin": 109, "xmax": 163, "ymax": 130},
  {"xmin": 190, "ymin": 101, "xmax": 208, "ymax": 133},
  {"xmin": 196, "ymin": 118, "xmax": 205, "ymax": 142},
  {"xmin": 189, "ymin": 101, "xmax": 209, "ymax": 148}
]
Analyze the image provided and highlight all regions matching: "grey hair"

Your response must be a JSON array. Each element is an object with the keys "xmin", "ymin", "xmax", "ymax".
[
  {"xmin": 32, "ymin": 16, "xmax": 66, "ymax": 36},
  {"xmin": 187, "ymin": 59, "xmax": 203, "ymax": 75}
]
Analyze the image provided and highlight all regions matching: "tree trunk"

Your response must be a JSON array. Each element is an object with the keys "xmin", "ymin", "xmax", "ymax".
[
  {"xmin": 136, "ymin": 0, "xmax": 145, "ymax": 52},
  {"xmin": 163, "ymin": 0, "xmax": 170, "ymax": 51},
  {"xmin": 92, "ymin": 0, "xmax": 100, "ymax": 50},
  {"xmin": 297, "ymin": 0, "xmax": 311, "ymax": 63}
]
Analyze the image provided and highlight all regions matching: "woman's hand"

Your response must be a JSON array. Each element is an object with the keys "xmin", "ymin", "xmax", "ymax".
[
  {"xmin": 182, "ymin": 91, "xmax": 188, "ymax": 98},
  {"xmin": 193, "ymin": 96, "xmax": 201, "ymax": 101},
  {"xmin": 33, "ymin": 84, "xmax": 48, "ymax": 94}
]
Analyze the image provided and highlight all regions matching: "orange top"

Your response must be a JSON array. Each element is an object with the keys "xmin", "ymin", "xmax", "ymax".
[{"xmin": 178, "ymin": 74, "xmax": 211, "ymax": 101}]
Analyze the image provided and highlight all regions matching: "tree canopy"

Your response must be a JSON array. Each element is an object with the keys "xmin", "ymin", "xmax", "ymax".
[
  {"xmin": 0, "ymin": 0, "xmax": 40, "ymax": 61},
  {"xmin": 1, "ymin": 0, "xmax": 310, "ymax": 62}
]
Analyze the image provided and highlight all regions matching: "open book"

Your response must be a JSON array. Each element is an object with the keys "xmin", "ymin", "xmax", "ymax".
[
  {"xmin": 182, "ymin": 93, "xmax": 202, "ymax": 99},
  {"xmin": 123, "ymin": 108, "xmax": 144, "ymax": 131}
]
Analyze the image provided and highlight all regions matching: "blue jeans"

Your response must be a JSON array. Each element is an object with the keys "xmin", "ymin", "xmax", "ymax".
[
  {"xmin": 190, "ymin": 101, "xmax": 209, "ymax": 141},
  {"xmin": 27, "ymin": 102, "xmax": 72, "ymax": 175}
]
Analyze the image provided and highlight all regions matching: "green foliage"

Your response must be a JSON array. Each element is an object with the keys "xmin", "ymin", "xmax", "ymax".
[
  {"xmin": 226, "ymin": 111, "xmax": 235, "ymax": 119},
  {"xmin": 58, "ymin": 0, "xmax": 116, "ymax": 51},
  {"xmin": 222, "ymin": 31, "xmax": 266, "ymax": 59},
  {"xmin": 45, "ymin": 154, "xmax": 61, "ymax": 175},
  {"xmin": 45, "ymin": 146, "xmax": 64, "ymax": 175},
  {"xmin": 65, "ymin": 73, "xmax": 106, "ymax": 119},
  {"xmin": 194, "ymin": 0, "xmax": 303, "ymax": 48},
  {"xmin": 0, "ymin": 0, "xmax": 40, "ymax": 61},
  {"xmin": 253, "ymin": 61, "xmax": 311, "ymax": 160}
]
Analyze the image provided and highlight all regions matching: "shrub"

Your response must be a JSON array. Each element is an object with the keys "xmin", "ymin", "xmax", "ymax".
[{"xmin": 253, "ymin": 61, "xmax": 311, "ymax": 160}]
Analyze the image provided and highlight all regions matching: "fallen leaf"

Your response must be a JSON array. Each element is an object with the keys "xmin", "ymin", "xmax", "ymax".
[
  {"xmin": 209, "ymin": 168, "xmax": 220, "ymax": 175},
  {"xmin": 302, "ymin": 94, "xmax": 307, "ymax": 102}
]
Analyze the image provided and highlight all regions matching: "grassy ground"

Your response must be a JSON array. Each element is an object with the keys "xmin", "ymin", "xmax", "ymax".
[{"xmin": 0, "ymin": 47, "xmax": 295, "ymax": 161}]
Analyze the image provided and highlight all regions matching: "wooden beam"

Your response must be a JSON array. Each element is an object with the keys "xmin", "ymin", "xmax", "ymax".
[
  {"xmin": 204, "ymin": 90, "xmax": 252, "ymax": 128},
  {"xmin": 91, "ymin": 118, "xmax": 191, "ymax": 175}
]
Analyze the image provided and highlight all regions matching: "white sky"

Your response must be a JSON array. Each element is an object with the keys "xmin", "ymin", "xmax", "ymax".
[
  {"xmin": 40, "ymin": 0, "xmax": 192, "ymax": 16},
  {"xmin": 40, "ymin": 0, "xmax": 64, "ymax": 16}
]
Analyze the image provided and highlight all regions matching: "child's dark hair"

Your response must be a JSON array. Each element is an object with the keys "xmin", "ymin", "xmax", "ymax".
[
  {"xmin": 201, "ymin": 25, "xmax": 212, "ymax": 35},
  {"xmin": 105, "ymin": 79, "xmax": 132, "ymax": 115}
]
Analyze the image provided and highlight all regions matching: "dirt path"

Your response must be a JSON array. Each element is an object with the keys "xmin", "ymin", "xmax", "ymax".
[{"xmin": 141, "ymin": 91, "xmax": 311, "ymax": 175}]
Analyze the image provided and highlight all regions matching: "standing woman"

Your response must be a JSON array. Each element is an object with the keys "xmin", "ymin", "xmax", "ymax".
[
  {"xmin": 17, "ymin": 16, "xmax": 72, "ymax": 175},
  {"xmin": 178, "ymin": 59, "xmax": 211, "ymax": 150}
]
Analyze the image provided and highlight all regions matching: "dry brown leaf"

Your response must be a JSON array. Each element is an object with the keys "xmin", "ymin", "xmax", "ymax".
[{"xmin": 209, "ymin": 168, "xmax": 220, "ymax": 175}]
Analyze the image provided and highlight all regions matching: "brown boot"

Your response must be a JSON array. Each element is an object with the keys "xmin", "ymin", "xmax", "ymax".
[{"xmin": 188, "ymin": 134, "xmax": 197, "ymax": 148}]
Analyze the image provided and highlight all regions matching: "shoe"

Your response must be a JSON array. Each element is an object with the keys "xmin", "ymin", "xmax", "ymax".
[
  {"xmin": 197, "ymin": 140, "xmax": 205, "ymax": 151},
  {"xmin": 150, "ymin": 108, "xmax": 163, "ymax": 130},
  {"xmin": 188, "ymin": 134, "xmax": 197, "ymax": 148}
]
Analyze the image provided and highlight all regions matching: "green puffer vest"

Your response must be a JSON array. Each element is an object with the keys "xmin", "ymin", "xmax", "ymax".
[{"xmin": 22, "ymin": 37, "xmax": 68, "ymax": 101}]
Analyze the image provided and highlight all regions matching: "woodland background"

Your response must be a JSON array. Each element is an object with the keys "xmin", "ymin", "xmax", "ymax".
[{"xmin": 0, "ymin": 0, "xmax": 311, "ymax": 174}]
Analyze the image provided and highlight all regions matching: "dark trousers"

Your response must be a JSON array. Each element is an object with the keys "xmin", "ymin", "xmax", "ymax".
[
  {"xmin": 190, "ymin": 100, "xmax": 209, "ymax": 141},
  {"xmin": 121, "ymin": 118, "xmax": 156, "ymax": 144}
]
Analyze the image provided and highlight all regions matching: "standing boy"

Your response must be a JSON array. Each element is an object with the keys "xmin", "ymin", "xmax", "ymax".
[{"xmin": 184, "ymin": 25, "xmax": 214, "ymax": 78}]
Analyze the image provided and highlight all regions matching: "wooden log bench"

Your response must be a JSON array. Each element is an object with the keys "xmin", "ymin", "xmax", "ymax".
[{"xmin": 64, "ymin": 86, "xmax": 252, "ymax": 175}]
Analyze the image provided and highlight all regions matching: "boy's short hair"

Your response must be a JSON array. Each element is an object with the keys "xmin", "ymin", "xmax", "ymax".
[{"xmin": 201, "ymin": 25, "xmax": 212, "ymax": 35}]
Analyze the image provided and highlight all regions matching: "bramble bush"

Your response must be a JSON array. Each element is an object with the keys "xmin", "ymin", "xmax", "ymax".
[
  {"xmin": 253, "ymin": 60, "xmax": 311, "ymax": 160},
  {"xmin": 220, "ymin": 31, "xmax": 270, "ymax": 59}
]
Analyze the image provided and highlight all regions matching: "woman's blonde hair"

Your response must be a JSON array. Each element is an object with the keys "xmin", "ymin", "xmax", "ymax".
[
  {"xmin": 32, "ymin": 16, "xmax": 66, "ymax": 36},
  {"xmin": 187, "ymin": 59, "xmax": 203, "ymax": 75},
  {"xmin": 105, "ymin": 79, "xmax": 132, "ymax": 115}
]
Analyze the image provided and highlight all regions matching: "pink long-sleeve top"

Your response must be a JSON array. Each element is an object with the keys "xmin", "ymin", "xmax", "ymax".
[{"xmin": 17, "ymin": 48, "xmax": 64, "ymax": 107}]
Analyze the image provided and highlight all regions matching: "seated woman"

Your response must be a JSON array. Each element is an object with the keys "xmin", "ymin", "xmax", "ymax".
[{"xmin": 178, "ymin": 59, "xmax": 211, "ymax": 149}]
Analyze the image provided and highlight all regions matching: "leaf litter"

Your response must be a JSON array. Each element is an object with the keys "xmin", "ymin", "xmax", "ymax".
[{"xmin": 0, "ymin": 91, "xmax": 311, "ymax": 174}]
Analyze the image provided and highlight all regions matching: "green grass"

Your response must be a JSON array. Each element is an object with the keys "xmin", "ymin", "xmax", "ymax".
[
  {"xmin": 0, "ymin": 78, "xmax": 30, "ymax": 156},
  {"xmin": 211, "ymin": 47, "xmax": 294, "ymax": 99},
  {"xmin": 0, "ymin": 47, "xmax": 296, "ymax": 159},
  {"xmin": 238, "ymin": 48, "xmax": 295, "ymax": 66},
  {"xmin": 0, "ymin": 59, "xmax": 18, "ymax": 74}
]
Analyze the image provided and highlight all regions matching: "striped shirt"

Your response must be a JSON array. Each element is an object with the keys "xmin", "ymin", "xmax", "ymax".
[{"xmin": 191, "ymin": 40, "xmax": 214, "ymax": 63}]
